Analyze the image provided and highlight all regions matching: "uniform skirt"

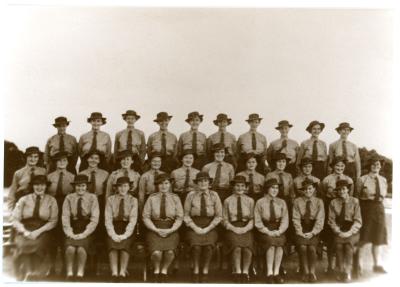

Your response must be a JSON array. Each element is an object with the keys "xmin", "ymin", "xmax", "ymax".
[
  {"xmin": 15, "ymin": 218, "xmax": 50, "ymax": 258},
  {"xmin": 359, "ymin": 200, "xmax": 387, "ymax": 245},
  {"xmin": 65, "ymin": 218, "xmax": 93, "ymax": 253},
  {"xmin": 294, "ymin": 220, "xmax": 319, "ymax": 246},
  {"xmin": 145, "ymin": 219, "xmax": 180, "ymax": 253},
  {"xmin": 225, "ymin": 221, "xmax": 254, "ymax": 254},
  {"xmin": 312, "ymin": 160, "xmax": 326, "ymax": 181},
  {"xmin": 333, "ymin": 220, "xmax": 360, "ymax": 246},
  {"xmin": 107, "ymin": 221, "xmax": 134, "ymax": 253},
  {"xmin": 256, "ymin": 220, "xmax": 286, "ymax": 251},
  {"xmin": 186, "ymin": 216, "xmax": 218, "ymax": 247}
]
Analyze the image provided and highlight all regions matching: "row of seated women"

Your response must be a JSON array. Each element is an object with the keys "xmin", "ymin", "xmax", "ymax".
[{"xmin": 11, "ymin": 145, "xmax": 388, "ymax": 283}]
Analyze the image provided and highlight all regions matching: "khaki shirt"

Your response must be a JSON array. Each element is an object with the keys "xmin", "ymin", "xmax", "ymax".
[
  {"xmin": 171, "ymin": 166, "xmax": 200, "ymax": 194},
  {"xmin": 292, "ymin": 196, "xmax": 325, "ymax": 236},
  {"xmin": 44, "ymin": 133, "xmax": 78, "ymax": 167},
  {"xmin": 355, "ymin": 173, "xmax": 388, "ymax": 201},
  {"xmin": 177, "ymin": 130, "xmax": 207, "ymax": 156},
  {"xmin": 47, "ymin": 169, "xmax": 75, "ymax": 197},
  {"xmin": 114, "ymin": 128, "xmax": 146, "ymax": 163},
  {"xmin": 78, "ymin": 130, "xmax": 112, "ymax": 162},
  {"xmin": 147, "ymin": 130, "xmax": 178, "ymax": 157},
  {"xmin": 105, "ymin": 194, "xmax": 138, "ymax": 237},
  {"xmin": 254, "ymin": 195, "xmax": 289, "ymax": 234},
  {"xmin": 328, "ymin": 196, "xmax": 362, "ymax": 235},
  {"xmin": 267, "ymin": 138, "xmax": 299, "ymax": 165},
  {"xmin": 237, "ymin": 131, "xmax": 268, "ymax": 155}
]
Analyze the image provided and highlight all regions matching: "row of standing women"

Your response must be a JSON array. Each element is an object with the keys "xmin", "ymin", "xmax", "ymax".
[{"xmin": 9, "ymin": 111, "xmax": 388, "ymax": 283}]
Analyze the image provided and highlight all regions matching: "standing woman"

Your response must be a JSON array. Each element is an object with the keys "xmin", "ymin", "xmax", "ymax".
[
  {"xmin": 62, "ymin": 174, "xmax": 99, "ymax": 280},
  {"xmin": 105, "ymin": 176, "xmax": 138, "ymax": 281},
  {"xmin": 296, "ymin": 121, "xmax": 328, "ymax": 180},
  {"xmin": 12, "ymin": 175, "xmax": 58, "ymax": 280},
  {"xmin": 355, "ymin": 156, "xmax": 388, "ymax": 276},
  {"xmin": 328, "ymin": 122, "xmax": 361, "ymax": 183},
  {"xmin": 142, "ymin": 174, "xmax": 183, "ymax": 283},
  {"xmin": 328, "ymin": 180, "xmax": 362, "ymax": 282},
  {"xmin": 222, "ymin": 175, "xmax": 255, "ymax": 283},
  {"xmin": 292, "ymin": 179, "xmax": 325, "ymax": 283},
  {"xmin": 8, "ymin": 146, "xmax": 47, "ymax": 211},
  {"xmin": 184, "ymin": 172, "xmax": 223, "ymax": 283},
  {"xmin": 236, "ymin": 152, "xmax": 266, "ymax": 202},
  {"xmin": 254, "ymin": 178, "xmax": 289, "ymax": 283}
]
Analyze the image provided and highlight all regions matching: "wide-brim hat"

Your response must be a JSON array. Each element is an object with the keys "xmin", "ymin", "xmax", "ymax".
[
  {"xmin": 299, "ymin": 178, "xmax": 318, "ymax": 190},
  {"xmin": 275, "ymin": 120, "xmax": 293, "ymax": 130},
  {"xmin": 122, "ymin": 110, "xmax": 141, "ymax": 120},
  {"xmin": 85, "ymin": 149, "xmax": 105, "ymax": 160},
  {"xmin": 194, "ymin": 172, "xmax": 213, "ymax": 183},
  {"xmin": 273, "ymin": 152, "xmax": 290, "ymax": 163},
  {"xmin": 51, "ymin": 151, "xmax": 70, "ymax": 162},
  {"xmin": 116, "ymin": 150, "xmax": 135, "ymax": 161},
  {"xmin": 87, "ymin": 112, "xmax": 106, "ymax": 124},
  {"xmin": 335, "ymin": 122, "xmax": 354, "ymax": 133},
  {"xmin": 53, "ymin": 116, "xmax": 70, "ymax": 127},
  {"xmin": 230, "ymin": 175, "xmax": 248, "ymax": 186},
  {"xmin": 306, "ymin": 120, "xmax": 325, "ymax": 133},
  {"xmin": 300, "ymin": 157, "xmax": 313, "ymax": 167},
  {"xmin": 213, "ymin": 113, "xmax": 232, "ymax": 126},
  {"xmin": 367, "ymin": 155, "xmax": 385, "ymax": 167},
  {"xmin": 30, "ymin": 175, "xmax": 51, "ymax": 187},
  {"xmin": 330, "ymin": 156, "xmax": 347, "ymax": 168},
  {"xmin": 154, "ymin": 112, "xmax": 172, "ymax": 123},
  {"xmin": 264, "ymin": 178, "xmax": 280, "ymax": 190},
  {"xmin": 149, "ymin": 151, "xmax": 163, "ymax": 160},
  {"xmin": 246, "ymin": 113, "xmax": 263, "ymax": 122},
  {"xmin": 211, "ymin": 143, "xmax": 228, "ymax": 153},
  {"xmin": 185, "ymin": 111, "xmax": 203, "ymax": 123},
  {"xmin": 335, "ymin": 179, "xmax": 351, "ymax": 191},
  {"xmin": 113, "ymin": 176, "xmax": 133, "ymax": 187},
  {"xmin": 154, "ymin": 173, "xmax": 173, "ymax": 185},
  {"xmin": 180, "ymin": 149, "xmax": 197, "ymax": 160},
  {"xmin": 24, "ymin": 146, "xmax": 42, "ymax": 157},
  {"xmin": 71, "ymin": 174, "xmax": 91, "ymax": 185},
  {"xmin": 243, "ymin": 152, "xmax": 257, "ymax": 162}
]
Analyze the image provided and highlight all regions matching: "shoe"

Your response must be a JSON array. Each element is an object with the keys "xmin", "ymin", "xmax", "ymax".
[
  {"xmin": 335, "ymin": 272, "xmax": 344, "ymax": 282},
  {"xmin": 153, "ymin": 273, "xmax": 160, "ymax": 283},
  {"xmin": 266, "ymin": 275, "xmax": 274, "ymax": 284},
  {"xmin": 301, "ymin": 273, "xmax": 309, "ymax": 282},
  {"xmin": 160, "ymin": 274, "xmax": 168, "ymax": 283},
  {"xmin": 279, "ymin": 266, "xmax": 287, "ymax": 276},
  {"xmin": 308, "ymin": 273, "xmax": 317, "ymax": 283},
  {"xmin": 200, "ymin": 274, "xmax": 209, "ymax": 283},
  {"xmin": 342, "ymin": 272, "xmax": 351, "ymax": 283},
  {"xmin": 111, "ymin": 275, "xmax": 119, "ymax": 283},
  {"xmin": 274, "ymin": 275, "xmax": 285, "ymax": 284},
  {"xmin": 192, "ymin": 273, "xmax": 200, "ymax": 283},
  {"xmin": 233, "ymin": 273, "xmax": 241, "ymax": 283},
  {"xmin": 242, "ymin": 273, "xmax": 251, "ymax": 283},
  {"xmin": 373, "ymin": 266, "xmax": 387, "ymax": 274}
]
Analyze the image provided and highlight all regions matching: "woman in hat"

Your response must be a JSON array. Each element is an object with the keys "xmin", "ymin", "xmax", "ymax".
[
  {"xmin": 142, "ymin": 174, "xmax": 183, "ymax": 283},
  {"xmin": 106, "ymin": 150, "xmax": 141, "ymax": 199},
  {"xmin": 78, "ymin": 112, "xmax": 112, "ymax": 172},
  {"xmin": 328, "ymin": 179, "xmax": 362, "ymax": 282},
  {"xmin": 207, "ymin": 113, "xmax": 237, "ymax": 169},
  {"xmin": 105, "ymin": 176, "xmax": 138, "ymax": 281},
  {"xmin": 184, "ymin": 172, "xmax": 223, "ymax": 283},
  {"xmin": 355, "ymin": 156, "xmax": 388, "ymax": 276},
  {"xmin": 293, "ymin": 158, "xmax": 321, "ymax": 198},
  {"xmin": 222, "ymin": 175, "xmax": 255, "ymax": 283},
  {"xmin": 254, "ymin": 178, "xmax": 289, "ymax": 283},
  {"xmin": 147, "ymin": 112, "xmax": 179, "ymax": 173},
  {"xmin": 171, "ymin": 149, "xmax": 200, "ymax": 204},
  {"xmin": 292, "ymin": 179, "xmax": 325, "ymax": 282},
  {"xmin": 237, "ymin": 113, "xmax": 268, "ymax": 175},
  {"xmin": 328, "ymin": 122, "xmax": 361, "ymax": 183},
  {"xmin": 297, "ymin": 121, "xmax": 328, "ymax": 180},
  {"xmin": 236, "ymin": 152, "xmax": 266, "ymax": 202},
  {"xmin": 321, "ymin": 156, "xmax": 354, "ymax": 274},
  {"xmin": 178, "ymin": 111, "xmax": 208, "ymax": 170},
  {"xmin": 46, "ymin": 151, "xmax": 75, "ymax": 275},
  {"xmin": 12, "ymin": 175, "xmax": 58, "ymax": 280},
  {"xmin": 267, "ymin": 120, "xmax": 299, "ymax": 178},
  {"xmin": 114, "ymin": 110, "xmax": 146, "ymax": 173},
  {"xmin": 44, "ymin": 116, "xmax": 78, "ymax": 174},
  {"xmin": 8, "ymin": 146, "xmax": 47, "ymax": 211},
  {"xmin": 62, "ymin": 174, "xmax": 99, "ymax": 280},
  {"xmin": 202, "ymin": 143, "xmax": 235, "ymax": 203}
]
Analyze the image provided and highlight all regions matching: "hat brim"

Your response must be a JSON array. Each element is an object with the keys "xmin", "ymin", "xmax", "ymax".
[
  {"xmin": 154, "ymin": 116, "xmax": 173, "ymax": 123},
  {"xmin": 87, "ymin": 118, "xmax": 106, "ymax": 124},
  {"xmin": 122, "ymin": 114, "xmax": 141, "ymax": 120},
  {"xmin": 180, "ymin": 153, "xmax": 197, "ymax": 160},
  {"xmin": 30, "ymin": 180, "xmax": 51, "ymax": 187},
  {"xmin": 71, "ymin": 181, "xmax": 91, "ymax": 186},
  {"xmin": 246, "ymin": 118, "xmax": 263, "ymax": 122},
  {"xmin": 212, "ymin": 147, "xmax": 229, "ymax": 153},
  {"xmin": 113, "ymin": 181, "xmax": 134, "ymax": 187},
  {"xmin": 299, "ymin": 182, "xmax": 318, "ymax": 191},
  {"xmin": 230, "ymin": 180, "xmax": 249, "ymax": 186},
  {"xmin": 275, "ymin": 124, "xmax": 293, "ymax": 130},
  {"xmin": 194, "ymin": 177, "xmax": 213, "ymax": 184},
  {"xmin": 53, "ymin": 122, "xmax": 70, "ymax": 127},
  {"xmin": 25, "ymin": 151, "xmax": 43, "ymax": 157},
  {"xmin": 306, "ymin": 123, "xmax": 325, "ymax": 133},
  {"xmin": 213, "ymin": 119, "xmax": 232, "ymax": 126},
  {"xmin": 335, "ymin": 127, "xmax": 354, "ymax": 133},
  {"xmin": 185, "ymin": 116, "xmax": 204, "ymax": 123}
]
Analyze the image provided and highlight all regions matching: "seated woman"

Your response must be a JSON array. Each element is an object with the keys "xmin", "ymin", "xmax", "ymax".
[
  {"xmin": 222, "ymin": 175, "xmax": 255, "ymax": 283},
  {"xmin": 292, "ymin": 179, "xmax": 325, "ymax": 283},
  {"xmin": 254, "ymin": 178, "xmax": 289, "ymax": 283},
  {"xmin": 328, "ymin": 179, "xmax": 362, "ymax": 282},
  {"xmin": 12, "ymin": 175, "xmax": 58, "ymax": 281},
  {"xmin": 105, "ymin": 176, "xmax": 138, "ymax": 281},
  {"xmin": 184, "ymin": 172, "xmax": 222, "ymax": 283},
  {"xmin": 142, "ymin": 174, "xmax": 183, "ymax": 283},
  {"xmin": 62, "ymin": 174, "xmax": 99, "ymax": 280}
]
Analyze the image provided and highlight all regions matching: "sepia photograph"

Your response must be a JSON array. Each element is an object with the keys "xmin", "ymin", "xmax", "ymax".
[{"xmin": 2, "ymin": 1, "xmax": 396, "ymax": 284}]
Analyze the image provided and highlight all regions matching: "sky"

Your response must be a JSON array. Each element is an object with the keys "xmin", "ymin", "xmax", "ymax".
[{"xmin": 4, "ymin": 7, "xmax": 394, "ymax": 157}]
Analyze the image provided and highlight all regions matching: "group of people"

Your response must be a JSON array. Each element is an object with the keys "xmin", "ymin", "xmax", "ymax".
[{"xmin": 8, "ymin": 110, "xmax": 389, "ymax": 283}]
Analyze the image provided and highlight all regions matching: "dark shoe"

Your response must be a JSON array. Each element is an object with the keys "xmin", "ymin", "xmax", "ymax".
[
  {"xmin": 65, "ymin": 275, "xmax": 74, "ymax": 282},
  {"xmin": 373, "ymin": 266, "xmax": 387, "ymax": 274},
  {"xmin": 200, "ymin": 274, "xmax": 209, "ymax": 283},
  {"xmin": 152, "ymin": 273, "xmax": 160, "ymax": 283},
  {"xmin": 266, "ymin": 275, "xmax": 274, "ymax": 283},
  {"xmin": 342, "ymin": 272, "xmax": 351, "ymax": 283},
  {"xmin": 308, "ymin": 273, "xmax": 317, "ymax": 283},
  {"xmin": 111, "ymin": 275, "xmax": 119, "ymax": 283},
  {"xmin": 274, "ymin": 275, "xmax": 285, "ymax": 284},
  {"xmin": 160, "ymin": 274, "xmax": 168, "ymax": 283},
  {"xmin": 279, "ymin": 266, "xmax": 287, "ymax": 276},
  {"xmin": 301, "ymin": 273, "xmax": 309, "ymax": 282},
  {"xmin": 242, "ymin": 273, "xmax": 251, "ymax": 283},
  {"xmin": 192, "ymin": 273, "xmax": 200, "ymax": 283},
  {"xmin": 335, "ymin": 272, "xmax": 344, "ymax": 282},
  {"xmin": 75, "ymin": 275, "xmax": 84, "ymax": 282},
  {"xmin": 233, "ymin": 273, "xmax": 241, "ymax": 283}
]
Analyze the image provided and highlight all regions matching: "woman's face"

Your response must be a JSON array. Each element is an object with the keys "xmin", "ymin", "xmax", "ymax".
[
  {"xmin": 339, "ymin": 128, "xmax": 351, "ymax": 139},
  {"xmin": 268, "ymin": 184, "xmax": 279, "ymax": 197},
  {"xmin": 338, "ymin": 186, "xmax": 349, "ymax": 199},
  {"xmin": 182, "ymin": 154, "xmax": 194, "ymax": 167},
  {"xmin": 249, "ymin": 120, "xmax": 260, "ymax": 130},
  {"xmin": 88, "ymin": 154, "xmax": 100, "ymax": 168},
  {"xmin": 157, "ymin": 119, "xmax": 170, "ymax": 130},
  {"xmin": 310, "ymin": 125, "xmax": 322, "ymax": 137},
  {"xmin": 189, "ymin": 118, "xmax": 201, "ymax": 130},
  {"xmin": 302, "ymin": 164, "xmax": 313, "ymax": 176},
  {"xmin": 56, "ymin": 157, "xmax": 68, "ymax": 169},
  {"xmin": 125, "ymin": 116, "xmax": 137, "ymax": 127},
  {"xmin": 27, "ymin": 153, "xmax": 39, "ymax": 166},
  {"xmin": 233, "ymin": 182, "xmax": 246, "ymax": 195},
  {"xmin": 276, "ymin": 159, "xmax": 287, "ymax": 171},
  {"xmin": 197, "ymin": 179, "xmax": 210, "ymax": 191},
  {"xmin": 214, "ymin": 149, "xmax": 225, "ymax": 162},
  {"xmin": 279, "ymin": 126, "xmax": 290, "ymax": 137},
  {"xmin": 217, "ymin": 120, "xmax": 228, "ymax": 129},
  {"xmin": 151, "ymin": 157, "xmax": 162, "ymax": 170},
  {"xmin": 33, "ymin": 183, "xmax": 46, "ymax": 196},
  {"xmin": 246, "ymin": 158, "xmax": 257, "ymax": 171},
  {"xmin": 370, "ymin": 161, "xmax": 382, "ymax": 173},
  {"xmin": 158, "ymin": 180, "xmax": 171, "ymax": 193},
  {"xmin": 334, "ymin": 162, "xmax": 346, "ymax": 174},
  {"xmin": 75, "ymin": 183, "xmax": 87, "ymax": 195},
  {"xmin": 120, "ymin": 156, "xmax": 133, "ymax": 169},
  {"xmin": 118, "ymin": 183, "xmax": 130, "ymax": 195},
  {"xmin": 303, "ymin": 185, "xmax": 315, "ymax": 198},
  {"xmin": 90, "ymin": 119, "xmax": 103, "ymax": 130}
]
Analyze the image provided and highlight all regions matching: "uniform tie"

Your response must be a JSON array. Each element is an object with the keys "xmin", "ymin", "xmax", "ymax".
[
  {"xmin": 56, "ymin": 171, "xmax": 64, "ymax": 197},
  {"xmin": 278, "ymin": 172, "xmax": 285, "ymax": 198},
  {"xmin": 59, "ymin": 134, "xmax": 65, "ymax": 152},
  {"xmin": 252, "ymin": 132, "xmax": 257, "ymax": 150},
  {"xmin": 90, "ymin": 131, "xmax": 98, "ymax": 152},
  {"xmin": 339, "ymin": 199, "xmax": 346, "ymax": 224},
  {"xmin": 160, "ymin": 193, "xmax": 167, "ymax": 219},
  {"xmin": 213, "ymin": 163, "xmax": 222, "ymax": 189},
  {"xmin": 219, "ymin": 132, "xmax": 225, "ymax": 145},
  {"xmin": 200, "ymin": 192, "xmax": 207, "ymax": 217},
  {"xmin": 192, "ymin": 132, "xmax": 197, "ymax": 155},
  {"xmin": 161, "ymin": 132, "xmax": 167, "ymax": 156},
  {"xmin": 127, "ymin": 130, "xmax": 133, "ymax": 151},
  {"xmin": 123, "ymin": 169, "xmax": 129, "ymax": 178},
  {"xmin": 304, "ymin": 199, "xmax": 312, "ymax": 225},
  {"xmin": 248, "ymin": 173, "xmax": 255, "ymax": 195},
  {"xmin": 33, "ymin": 195, "xmax": 41, "ymax": 219},
  {"xmin": 30, "ymin": 167, "xmax": 36, "ymax": 183},
  {"xmin": 342, "ymin": 140, "xmax": 348, "ymax": 160},
  {"xmin": 117, "ymin": 197, "xmax": 125, "ymax": 220},
  {"xmin": 90, "ymin": 170, "xmax": 96, "ymax": 194},
  {"xmin": 237, "ymin": 195, "xmax": 243, "ymax": 221},
  {"xmin": 278, "ymin": 139, "xmax": 287, "ymax": 152},
  {"xmin": 184, "ymin": 168, "xmax": 190, "ymax": 192},
  {"xmin": 77, "ymin": 197, "xmax": 83, "ymax": 219},
  {"xmin": 312, "ymin": 140, "xmax": 318, "ymax": 161},
  {"xmin": 270, "ymin": 199, "xmax": 276, "ymax": 222},
  {"xmin": 374, "ymin": 176, "xmax": 381, "ymax": 201}
]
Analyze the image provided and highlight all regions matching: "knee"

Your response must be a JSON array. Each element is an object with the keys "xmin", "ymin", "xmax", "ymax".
[
  {"xmin": 344, "ymin": 244, "xmax": 353, "ymax": 254},
  {"xmin": 299, "ymin": 245, "xmax": 307, "ymax": 253},
  {"xmin": 65, "ymin": 246, "xmax": 75, "ymax": 256},
  {"xmin": 165, "ymin": 250, "xmax": 175, "ymax": 257},
  {"xmin": 77, "ymin": 247, "xmax": 87, "ymax": 257},
  {"xmin": 151, "ymin": 250, "xmax": 162, "ymax": 259},
  {"xmin": 308, "ymin": 246, "xmax": 316, "ymax": 253},
  {"xmin": 336, "ymin": 244, "xmax": 344, "ymax": 252},
  {"xmin": 233, "ymin": 247, "xmax": 242, "ymax": 255}
]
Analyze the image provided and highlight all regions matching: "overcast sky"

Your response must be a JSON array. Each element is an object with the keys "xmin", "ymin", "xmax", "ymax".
[{"xmin": 4, "ymin": 7, "xmax": 394, "ymax": 157}]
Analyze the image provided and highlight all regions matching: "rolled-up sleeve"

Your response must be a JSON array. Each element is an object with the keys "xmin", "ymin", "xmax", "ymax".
[
  {"xmin": 278, "ymin": 202, "xmax": 289, "ymax": 234},
  {"xmin": 327, "ymin": 201, "xmax": 341, "ymax": 234},
  {"xmin": 62, "ymin": 197, "xmax": 73, "ymax": 237},
  {"xmin": 311, "ymin": 199, "xmax": 325, "ymax": 235},
  {"xmin": 183, "ymin": 192, "xmax": 195, "ymax": 227},
  {"xmin": 105, "ymin": 197, "xmax": 116, "ymax": 237},
  {"xmin": 210, "ymin": 194, "xmax": 223, "ymax": 228},
  {"xmin": 124, "ymin": 197, "xmax": 138, "ymax": 238},
  {"xmin": 292, "ymin": 200, "xmax": 303, "ymax": 235},
  {"xmin": 82, "ymin": 196, "xmax": 99, "ymax": 237},
  {"xmin": 171, "ymin": 196, "xmax": 183, "ymax": 232},
  {"xmin": 254, "ymin": 201, "xmax": 265, "ymax": 232},
  {"xmin": 12, "ymin": 197, "xmax": 25, "ymax": 233}
]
